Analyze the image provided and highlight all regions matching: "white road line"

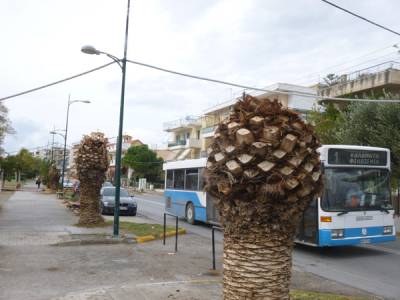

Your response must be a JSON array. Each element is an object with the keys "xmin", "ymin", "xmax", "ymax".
[{"xmin": 135, "ymin": 197, "xmax": 164, "ymax": 207}]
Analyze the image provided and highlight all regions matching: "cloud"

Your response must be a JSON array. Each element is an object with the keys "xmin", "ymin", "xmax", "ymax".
[{"xmin": 1, "ymin": 0, "xmax": 400, "ymax": 153}]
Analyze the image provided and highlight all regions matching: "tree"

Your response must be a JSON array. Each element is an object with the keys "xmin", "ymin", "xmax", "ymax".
[
  {"xmin": 48, "ymin": 165, "xmax": 60, "ymax": 191},
  {"xmin": 323, "ymin": 73, "xmax": 340, "ymax": 86},
  {"xmin": 336, "ymin": 101, "xmax": 400, "ymax": 178},
  {"xmin": 1, "ymin": 155, "xmax": 17, "ymax": 186},
  {"xmin": 307, "ymin": 103, "xmax": 343, "ymax": 144},
  {"xmin": 14, "ymin": 148, "xmax": 36, "ymax": 182},
  {"xmin": 0, "ymin": 102, "xmax": 14, "ymax": 154},
  {"xmin": 39, "ymin": 159, "xmax": 52, "ymax": 185},
  {"xmin": 122, "ymin": 145, "xmax": 163, "ymax": 182},
  {"xmin": 204, "ymin": 95, "xmax": 323, "ymax": 299},
  {"xmin": 75, "ymin": 132, "xmax": 109, "ymax": 225}
]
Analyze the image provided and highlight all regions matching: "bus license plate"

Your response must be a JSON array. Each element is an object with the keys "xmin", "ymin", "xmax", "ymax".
[{"xmin": 360, "ymin": 239, "xmax": 371, "ymax": 244}]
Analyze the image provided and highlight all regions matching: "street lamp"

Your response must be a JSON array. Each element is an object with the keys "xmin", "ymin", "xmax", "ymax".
[
  {"xmin": 49, "ymin": 129, "xmax": 65, "ymax": 165},
  {"xmin": 81, "ymin": 0, "xmax": 131, "ymax": 237},
  {"xmin": 60, "ymin": 96, "xmax": 91, "ymax": 194}
]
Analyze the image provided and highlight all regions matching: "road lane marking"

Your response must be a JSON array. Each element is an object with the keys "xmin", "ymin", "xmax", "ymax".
[{"xmin": 134, "ymin": 197, "xmax": 165, "ymax": 207}]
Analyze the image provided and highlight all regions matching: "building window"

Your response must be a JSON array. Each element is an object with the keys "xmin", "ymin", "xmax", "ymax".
[
  {"xmin": 197, "ymin": 130, "xmax": 200, "ymax": 139},
  {"xmin": 186, "ymin": 132, "xmax": 190, "ymax": 140},
  {"xmin": 185, "ymin": 168, "xmax": 199, "ymax": 190},
  {"xmin": 173, "ymin": 169, "xmax": 185, "ymax": 190}
]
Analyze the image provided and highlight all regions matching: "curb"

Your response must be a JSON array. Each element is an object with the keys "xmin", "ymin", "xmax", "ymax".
[
  {"xmin": 136, "ymin": 235, "xmax": 156, "ymax": 243},
  {"xmin": 136, "ymin": 228, "xmax": 187, "ymax": 244}
]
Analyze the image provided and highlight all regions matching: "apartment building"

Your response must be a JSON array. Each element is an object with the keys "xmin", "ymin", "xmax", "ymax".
[
  {"xmin": 163, "ymin": 83, "xmax": 318, "ymax": 160},
  {"xmin": 30, "ymin": 144, "xmax": 70, "ymax": 172},
  {"xmin": 162, "ymin": 116, "xmax": 202, "ymax": 161},
  {"xmin": 107, "ymin": 134, "xmax": 144, "ymax": 181},
  {"xmin": 318, "ymin": 61, "xmax": 400, "ymax": 101}
]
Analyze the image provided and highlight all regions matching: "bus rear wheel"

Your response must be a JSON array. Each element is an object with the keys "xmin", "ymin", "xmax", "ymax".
[{"xmin": 186, "ymin": 202, "xmax": 195, "ymax": 225}]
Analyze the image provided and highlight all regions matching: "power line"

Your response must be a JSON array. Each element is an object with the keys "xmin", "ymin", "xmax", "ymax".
[
  {"xmin": 321, "ymin": 0, "xmax": 400, "ymax": 37},
  {"xmin": 295, "ymin": 52, "xmax": 400, "ymax": 86},
  {"xmin": 291, "ymin": 44, "xmax": 399, "ymax": 85},
  {"xmin": 0, "ymin": 62, "xmax": 116, "ymax": 102},
  {"xmin": 0, "ymin": 56, "xmax": 399, "ymax": 105},
  {"xmin": 126, "ymin": 59, "xmax": 400, "ymax": 103}
]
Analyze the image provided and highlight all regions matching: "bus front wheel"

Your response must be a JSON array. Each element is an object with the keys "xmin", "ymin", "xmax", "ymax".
[{"xmin": 186, "ymin": 203, "xmax": 195, "ymax": 225}]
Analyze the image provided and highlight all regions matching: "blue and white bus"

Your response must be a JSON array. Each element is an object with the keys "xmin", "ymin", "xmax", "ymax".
[
  {"xmin": 163, "ymin": 158, "xmax": 217, "ymax": 225},
  {"xmin": 163, "ymin": 145, "xmax": 396, "ymax": 246}
]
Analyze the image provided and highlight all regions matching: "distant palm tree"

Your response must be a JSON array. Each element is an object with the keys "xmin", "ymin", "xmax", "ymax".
[
  {"xmin": 205, "ymin": 95, "xmax": 323, "ymax": 299},
  {"xmin": 75, "ymin": 132, "xmax": 109, "ymax": 225}
]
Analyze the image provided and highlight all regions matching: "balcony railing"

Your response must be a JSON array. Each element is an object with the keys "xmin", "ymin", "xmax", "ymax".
[
  {"xmin": 201, "ymin": 126, "xmax": 216, "ymax": 134},
  {"xmin": 167, "ymin": 139, "xmax": 201, "ymax": 148},
  {"xmin": 163, "ymin": 116, "xmax": 201, "ymax": 131},
  {"xmin": 167, "ymin": 140, "xmax": 187, "ymax": 147}
]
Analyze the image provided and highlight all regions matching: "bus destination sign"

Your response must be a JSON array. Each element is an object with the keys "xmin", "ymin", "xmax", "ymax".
[{"xmin": 327, "ymin": 148, "xmax": 387, "ymax": 166}]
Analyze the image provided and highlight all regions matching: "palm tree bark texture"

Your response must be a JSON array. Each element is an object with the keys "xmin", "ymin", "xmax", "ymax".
[
  {"xmin": 75, "ymin": 132, "xmax": 109, "ymax": 226},
  {"xmin": 205, "ymin": 95, "xmax": 323, "ymax": 299}
]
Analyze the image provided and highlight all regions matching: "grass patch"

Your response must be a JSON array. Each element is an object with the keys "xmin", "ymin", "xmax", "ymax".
[
  {"xmin": 74, "ymin": 221, "xmax": 111, "ymax": 228},
  {"xmin": 290, "ymin": 290, "xmax": 371, "ymax": 300},
  {"xmin": 105, "ymin": 220, "xmax": 180, "ymax": 237}
]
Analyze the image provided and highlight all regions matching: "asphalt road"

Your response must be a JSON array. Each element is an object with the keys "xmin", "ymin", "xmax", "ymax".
[{"xmin": 135, "ymin": 192, "xmax": 400, "ymax": 300}]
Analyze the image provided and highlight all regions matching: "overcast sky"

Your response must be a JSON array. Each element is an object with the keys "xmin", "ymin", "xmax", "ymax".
[{"xmin": 1, "ymin": 0, "xmax": 399, "ymax": 153}]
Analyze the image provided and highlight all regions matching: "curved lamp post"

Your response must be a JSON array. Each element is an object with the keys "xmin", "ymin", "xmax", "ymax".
[
  {"xmin": 49, "ymin": 129, "xmax": 65, "ymax": 164},
  {"xmin": 59, "ymin": 97, "xmax": 90, "ymax": 194},
  {"xmin": 81, "ymin": 0, "xmax": 131, "ymax": 237}
]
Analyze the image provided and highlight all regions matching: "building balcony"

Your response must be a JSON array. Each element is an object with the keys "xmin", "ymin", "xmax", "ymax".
[
  {"xmin": 318, "ymin": 61, "xmax": 400, "ymax": 98},
  {"xmin": 163, "ymin": 116, "xmax": 201, "ymax": 132},
  {"xmin": 167, "ymin": 138, "xmax": 201, "ymax": 150},
  {"xmin": 201, "ymin": 126, "xmax": 217, "ymax": 138}
]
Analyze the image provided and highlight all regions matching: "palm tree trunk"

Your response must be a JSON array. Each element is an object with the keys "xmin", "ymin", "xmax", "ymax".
[
  {"xmin": 78, "ymin": 185, "xmax": 103, "ymax": 225},
  {"xmin": 223, "ymin": 227, "xmax": 293, "ymax": 300}
]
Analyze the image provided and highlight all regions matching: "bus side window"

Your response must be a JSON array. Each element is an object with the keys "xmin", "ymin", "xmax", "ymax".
[
  {"xmin": 185, "ymin": 168, "xmax": 199, "ymax": 190},
  {"xmin": 166, "ymin": 170, "xmax": 174, "ymax": 189},
  {"xmin": 174, "ymin": 169, "xmax": 185, "ymax": 190},
  {"xmin": 199, "ymin": 168, "xmax": 205, "ymax": 191}
]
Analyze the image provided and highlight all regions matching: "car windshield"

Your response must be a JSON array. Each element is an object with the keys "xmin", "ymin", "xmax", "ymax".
[
  {"xmin": 103, "ymin": 182, "xmax": 113, "ymax": 187},
  {"xmin": 102, "ymin": 188, "xmax": 129, "ymax": 197},
  {"xmin": 322, "ymin": 168, "xmax": 392, "ymax": 212}
]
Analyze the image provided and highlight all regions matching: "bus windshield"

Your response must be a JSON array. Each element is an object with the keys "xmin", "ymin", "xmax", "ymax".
[{"xmin": 322, "ymin": 168, "xmax": 392, "ymax": 212}]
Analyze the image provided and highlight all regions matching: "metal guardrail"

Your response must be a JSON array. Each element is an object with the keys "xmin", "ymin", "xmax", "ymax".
[
  {"xmin": 211, "ymin": 225, "xmax": 223, "ymax": 270},
  {"xmin": 163, "ymin": 212, "xmax": 179, "ymax": 252}
]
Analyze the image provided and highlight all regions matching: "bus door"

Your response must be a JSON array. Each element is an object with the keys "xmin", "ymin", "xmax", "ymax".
[
  {"xmin": 206, "ymin": 194, "xmax": 220, "ymax": 224},
  {"xmin": 298, "ymin": 198, "xmax": 318, "ymax": 244}
]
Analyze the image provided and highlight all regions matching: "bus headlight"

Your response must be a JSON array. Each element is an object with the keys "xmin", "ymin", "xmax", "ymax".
[
  {"xmin": 383, "ymin": 226, "xmax": 393, "ymax": 235},
  {"xmin": 331, "ymin": 229, "xmax": 344, "ymax": 239}
]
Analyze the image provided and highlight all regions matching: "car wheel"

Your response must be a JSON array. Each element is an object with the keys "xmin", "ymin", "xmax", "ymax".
[
  {"xmin": 185, "ymin": 202, "xmax": 195, "ymax": 225},
  {"xmin": 100, "ymin": 203, "xmax": 105, "ymax": 215}
]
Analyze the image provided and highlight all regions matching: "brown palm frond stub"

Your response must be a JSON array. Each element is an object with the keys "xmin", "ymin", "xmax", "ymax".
[{"xmin": 204, "ymin": 95, "xmax": 323, "ymax": 299}]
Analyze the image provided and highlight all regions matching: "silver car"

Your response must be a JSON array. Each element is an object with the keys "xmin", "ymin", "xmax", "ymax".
[{"xmin": 100, "ymin": 187, "xmax": 137, "ymax": 216}]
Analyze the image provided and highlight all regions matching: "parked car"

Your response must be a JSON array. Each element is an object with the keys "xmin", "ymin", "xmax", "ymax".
[
  {"xmin": 100, "ymin": 181, "xmax": 113, "ymax": 195},
  {"xmin": 100, "ymin": 187, "xmax": 137, "ymax": 216}
]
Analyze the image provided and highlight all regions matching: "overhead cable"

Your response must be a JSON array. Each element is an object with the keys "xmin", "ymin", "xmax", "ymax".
[
  {"xmin": 126, "ymin": 59, "xmax": 400, "ymax": 103},
  {"xmin": 0, "ymin": 57, "xmax": 399, "ymax": 104},
  {"xmin": 0, "ymin": 62, "xmax": 116, "ymax": 102},
  {"xmin": 321, "ymin": 0, "xmax": 400, "ymax": 37}
]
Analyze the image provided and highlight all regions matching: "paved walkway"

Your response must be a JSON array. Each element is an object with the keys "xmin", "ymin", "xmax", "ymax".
[
  {"xmin": 0, "ymin": 183, "xmax": 105, "ymax": 246},
  {"xmin": 0, "ymin": 184, "xmax": 378, "ymax": 300}
]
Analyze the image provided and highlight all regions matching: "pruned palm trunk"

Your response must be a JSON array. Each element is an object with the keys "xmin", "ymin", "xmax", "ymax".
[
  {"xmin": 224, "ymin": 230, "xmax": 293, "ymax": 299},
  {"xmin": 76, "ymin": 132, "xmax": 109, "ymax": 226},
  {"xmin": 48, "ymin": 165, "xmax": 60, "ymax": 191},
  {"xmin": 205, "ymin": 95, "xmax": 323, "ymax": 299}
]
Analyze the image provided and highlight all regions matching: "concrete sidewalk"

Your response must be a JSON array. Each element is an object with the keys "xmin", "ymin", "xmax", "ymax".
[{"xmin": 0, "ymin": 187, "xmax": 377, "ymax": 300}]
